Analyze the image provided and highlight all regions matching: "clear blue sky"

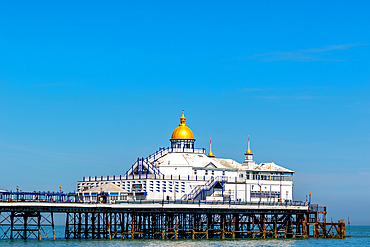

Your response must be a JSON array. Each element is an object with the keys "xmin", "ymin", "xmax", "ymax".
[{"xmin": 0, "ymin": 1, "xmax": 369, "ymax": 224}]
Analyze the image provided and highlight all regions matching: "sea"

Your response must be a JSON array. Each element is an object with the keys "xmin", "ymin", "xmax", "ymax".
[{"xmin": 0, "ymin": 225, "xmax": 368, "ymax": 246}]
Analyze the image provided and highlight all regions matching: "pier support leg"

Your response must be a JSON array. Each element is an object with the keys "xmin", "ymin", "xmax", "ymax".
[
  {"xmin": 274, "ymin": 213, "xmax": 277, "ymax": 238},
  {"xmin": 38, "ymin": 212, "xmax": 41, "ymax": 240}
]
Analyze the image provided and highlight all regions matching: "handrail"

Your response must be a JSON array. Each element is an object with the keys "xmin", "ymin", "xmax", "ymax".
[
  {"xmin": 309, "ymin": 204, "xmax": 326, "ymax": 212},
  {"xmin": 87, "ymin": 147, "xmax": 207, "ymax": 181},
  {"xmin": 182, "ymin": 176, "xmax": 228, "ymax": 200},
  {"xmin": 124, "ymin": 148, "xmax": 169, "ymax": 177},
  {"xmin": 112, "ymin": 199, "xmax": 309, "ymax": 207},
  {"xmin": 0, "ymin": 199, "xmax": 309, "ymax": 207}
]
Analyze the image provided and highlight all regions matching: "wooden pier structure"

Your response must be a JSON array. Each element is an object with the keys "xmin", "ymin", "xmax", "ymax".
[{"xmin": 0, "ymin": 201, "xmax": 345, "ymax": 240}]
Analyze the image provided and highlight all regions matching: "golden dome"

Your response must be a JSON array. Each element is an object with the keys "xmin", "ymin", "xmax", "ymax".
[
  {"xmin": 171, "ymin": 110, "xmax": 195, "ymax": 140},
  {"xmin": 207, "ymin": 151, "xmax": 215, "ymax": 157},
  {"xmin": 244, "ymin": 149, "xmax": 253, "ymax": 155}
]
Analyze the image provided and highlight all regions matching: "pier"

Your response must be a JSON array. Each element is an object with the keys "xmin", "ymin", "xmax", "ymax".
[{"xmin": 0, "ymin": 200, "xmax": 345, "ymax": 240}]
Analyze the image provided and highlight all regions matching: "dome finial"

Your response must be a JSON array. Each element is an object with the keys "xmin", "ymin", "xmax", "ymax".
[
  {"xmin": 207, "ymin": 138, "xmax": 215, "ymax": 157},
  {"xmin": 179, "ymin": 110, "xmax": 186, "ymax": 126}
]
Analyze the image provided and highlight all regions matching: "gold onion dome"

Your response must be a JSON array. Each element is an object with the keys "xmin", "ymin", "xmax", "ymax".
[
  {"xmin": 207, "ymin": 151, "xmax": 215, "ymax": 157},
  {"xmin": 244, "ymin": 149, "xmax": 253, "ymax": 155},
  {"xmin": 171, "ymin": 110, "xmax": 195, "ymax": 139}
]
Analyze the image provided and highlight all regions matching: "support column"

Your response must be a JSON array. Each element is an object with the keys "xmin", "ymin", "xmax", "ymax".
[
  {"xmin": 274, "ymin": 213, "xmax": 277, "ymax": 238},
  {"xmin": 85, "ymin": 212, "xmax": 89, "ymax": 239},
  {"xmin": 23, "ymin": 212, "xmax": 28, "ymax": 239},
  {"xmin": 51, "ymin": 212, "xmax": 55, "ymax": 240},
  {"xmin": 221, "ymin": 214, "xmax": 225, "ymax": 239},
  {"xmin": 38, "ymin": 212, "xmax": 41, "ymax": 240},
  {"xmin": 235, "ymin": 213, "xmax": 239, "ymax": 239}
]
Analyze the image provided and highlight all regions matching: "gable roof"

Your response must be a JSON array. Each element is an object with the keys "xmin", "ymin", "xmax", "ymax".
[
  {"xmin": 205, "ymin": 162, "xmax": 217, "ymax": 168},
  {"xmin": 85, "ymin": 182, "xmax": 128, "ymax": 193},
  {"xmin": 253, "ymin": 162, "xmax": 294, "ymax": 173}
]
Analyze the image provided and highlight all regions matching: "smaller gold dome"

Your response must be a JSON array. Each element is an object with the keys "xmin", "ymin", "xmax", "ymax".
[
  {"xmin": 244, "ymin": 149, "xmax": 253, "ymax": 155},
  {"xmin": 171, "ymin": 110, "xmax": 195, "ymax": 140},
  {"xmin": 207, "ymin": 151, "xmax": 215, "ymax": 157}
]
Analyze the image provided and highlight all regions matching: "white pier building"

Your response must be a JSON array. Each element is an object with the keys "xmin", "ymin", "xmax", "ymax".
[{"xmin": 77, "ymin": 111, "xmax": 294, "ymax": 203}]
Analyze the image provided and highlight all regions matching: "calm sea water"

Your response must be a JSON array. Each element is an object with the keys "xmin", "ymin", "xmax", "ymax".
[{"xmin": 0, "ymin": 226, "xmax": 369, "ymax": 246}]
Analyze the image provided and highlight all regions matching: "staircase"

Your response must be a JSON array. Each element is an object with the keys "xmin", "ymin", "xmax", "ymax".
[
  {"xmin": 125, "ymin": 148, "xmax": 170, "ymax": 177},
  {"xmin": 181, "ymin": 176, "xmax": 228, "ymax": 200}
]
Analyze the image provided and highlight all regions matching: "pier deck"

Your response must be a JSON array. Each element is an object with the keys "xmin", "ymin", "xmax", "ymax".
[{"xmin": 0, "ymin": 201, "xmax": 309, "ymax": 212}]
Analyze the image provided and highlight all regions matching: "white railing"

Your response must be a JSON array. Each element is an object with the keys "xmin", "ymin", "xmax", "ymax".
[
  {"xmin": 124, "ymin": 148, "xmax": 169, "ymax": 177},
  {"xmin": 83, "ymin": 147, "xmax": 208, "ymax": 183},
  {"xmin": 83, "ymin": 174, "xmax": 225, "ymax": 182},
  {"xmin": 181, "ymin": 176, "xmax": 228, "ymax": 200},
  {"xmin": 146, "ymin": 148, "xmax": 170, "ymax": 163},
  {"xmin": 123, "ymin": 147, "xmax": 206, "ymax": 178},
  {"xmin": 168, "ymin": 148, "xmax": 205, "ymax": 154}
]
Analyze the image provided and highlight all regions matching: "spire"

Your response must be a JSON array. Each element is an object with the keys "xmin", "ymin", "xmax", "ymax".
[
  {"xmin": 207, "ymin": 138, "xmax": 215, "ymax": 157},
  {"xmin": 179, "ymin": 110, "xmax": 186, "ymax": 126},
  {"xmin": 244, "ymin": 135, "xmax": 253, "ymax": 155}
]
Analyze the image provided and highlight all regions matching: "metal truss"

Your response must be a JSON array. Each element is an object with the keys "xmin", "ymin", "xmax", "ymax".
[
  {"xmin": 0, "ymin": 206, "xmax": 345, "ymax": 240},
  {"xmin": 0, "ymin": 211, "xmax": 55, "ymax": 240}
]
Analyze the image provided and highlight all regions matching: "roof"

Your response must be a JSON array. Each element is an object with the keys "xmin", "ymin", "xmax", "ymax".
[
  {"xmin": 154, "ymin": 152, "xmax": 236, "ymax": 169},
  {"xmin": 85, "ymin": 182, "xmax": 128, "ymax": 193},
  {"xmin": 252, "ymin": 162, "xmax": 294, "ymax": 173},
  {"xmin": 153, "ymin": 152, "xmax": 294, "ymax": 173}
]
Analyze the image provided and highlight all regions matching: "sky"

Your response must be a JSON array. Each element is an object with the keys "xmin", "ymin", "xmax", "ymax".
[{"xmin": 0, "ymin": 1, "xmax": 369, "ymax": 224}]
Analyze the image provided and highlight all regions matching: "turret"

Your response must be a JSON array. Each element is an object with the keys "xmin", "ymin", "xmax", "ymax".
[{"xmin": 242, "ymin": 135, "xmax": 255, "ymax": 167}]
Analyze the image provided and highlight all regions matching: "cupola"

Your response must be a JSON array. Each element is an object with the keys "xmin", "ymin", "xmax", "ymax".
[
  {"xmin": 170, "ymin": 110, "xmax": 195, "ymax": 150},
  {"xmin": 242, "ymin": 135, "xmax": 255, "ymax": 166}
]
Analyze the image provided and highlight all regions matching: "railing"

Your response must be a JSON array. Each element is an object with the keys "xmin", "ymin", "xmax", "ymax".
[
  {"xmin": 0, "ymin": 191, "xmax": 76, "ymax": 202},
  {"xmin": 146, "ymin": 147, "xmax": 169, "ymax": 164},
  {"xmin": 82, "ymin": 174, "xmax": 229, "ymax": 182},
  {"xmin": 0, "ymin": 198, "xmax": 309, "ymax": 207},
  {"xmin": 123, "ymin": 148, "xmax": 169, "ymax": 178},
  {"xmin": 84, "ymin": 147, "xmax": 207, "ymax": 182},
  {"xmin": 122, "ymin": 147, "xmax": 205, "ymax": 178},
  {"xmin": 309, "ymin": 204, "xmax": 326, "ymax": 212},
  {"xmin": 168, "ymin": 147, "xmax": 206, "ymax": 154},
  {"xmin": 114, "ymin": 199, "xmax": 309, "ymax": 207},
  {"xmin": 181, "ymin": 176, "xmax": 228, "ymax": 200}
]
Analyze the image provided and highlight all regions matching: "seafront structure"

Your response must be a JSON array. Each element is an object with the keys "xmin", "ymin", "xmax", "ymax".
[
  {"xmin": 77, "ymin": 111, "xmax": 294, "ymax": 203},
  {"xmin": 0, "ymin": 111, "xmax": 346, "ymax": 240}
]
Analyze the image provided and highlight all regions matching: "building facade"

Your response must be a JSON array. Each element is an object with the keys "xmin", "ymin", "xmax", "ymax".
[{"xmin": 77, "ymin": 111, "xmax": 294, "ymax": 203}]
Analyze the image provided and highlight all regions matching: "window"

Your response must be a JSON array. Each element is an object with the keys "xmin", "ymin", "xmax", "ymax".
[
  {"xmin": 222, "ymin": 171, "xmax": 225, "ymax": 176},
  {"xmin": 205, "ymin": 170, "xmax": 208, "ymax": 175},
  {"xmin": 253, "ymin": 173, "xmax": 257, "ymax": 180},
  {"xmin": 212, "ymin": 170, "xmax": 214, "ymax": 175},
  {"xmin": 194, "ymin": 170, "xmax": 197, "ymax": 175}
]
